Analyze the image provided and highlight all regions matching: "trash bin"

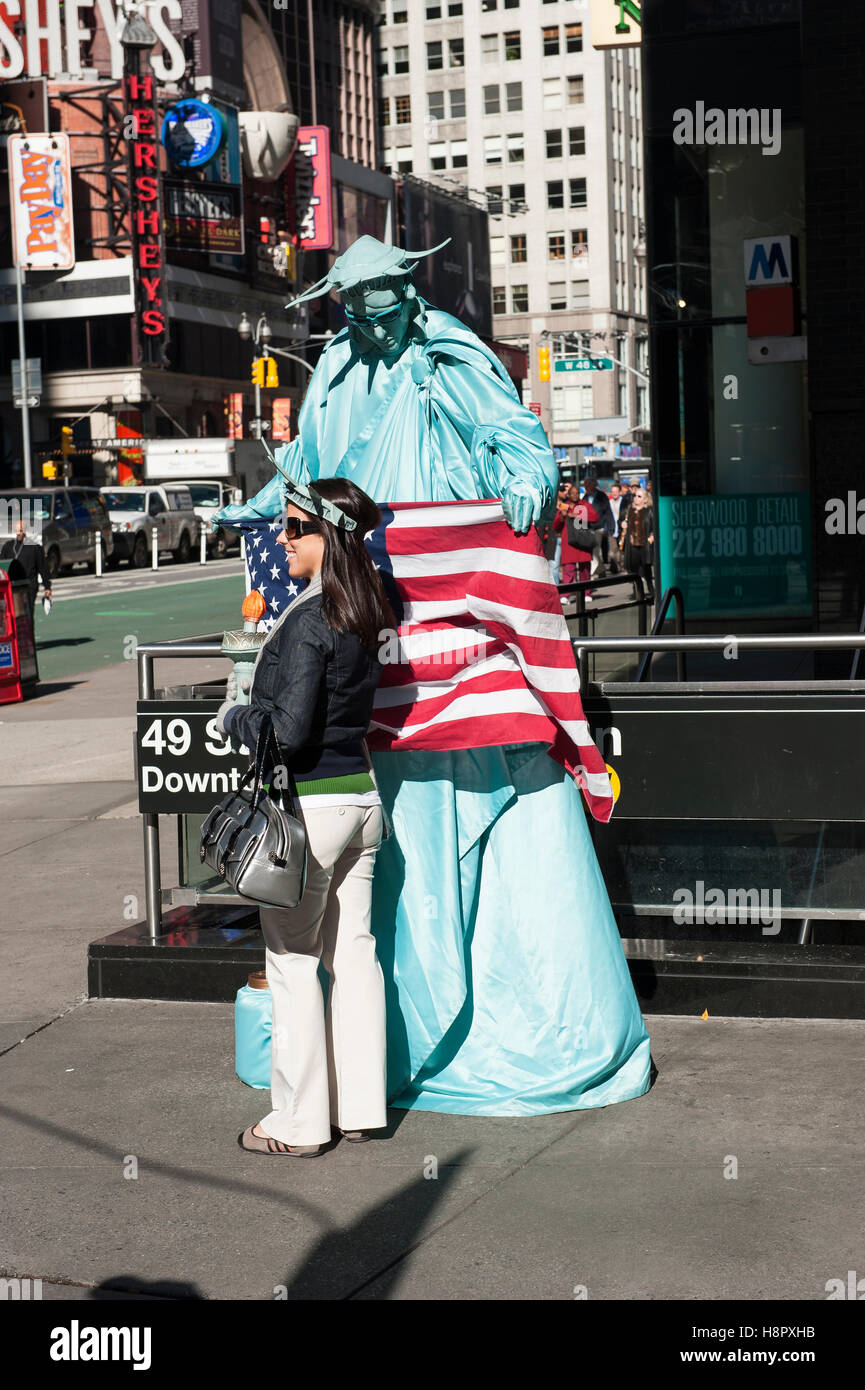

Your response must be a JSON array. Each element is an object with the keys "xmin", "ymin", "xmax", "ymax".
[{"xmin": 0, "ymin": 558, "xmax": 38, "ymax": 704}]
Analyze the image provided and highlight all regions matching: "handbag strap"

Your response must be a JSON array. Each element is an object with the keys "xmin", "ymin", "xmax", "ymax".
[{"xmin": 249, "ymin": 713, "xmax": 301, "ymax": 818}]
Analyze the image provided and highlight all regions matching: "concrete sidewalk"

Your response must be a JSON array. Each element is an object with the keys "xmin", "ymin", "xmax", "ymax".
[
  {"xmin": 1, "ymin": 1005, "xmax": 862, "ymax": 1300},
  {"xmin": 1, "ymin": 659, "xmax": 862, "ymax": 1300}
]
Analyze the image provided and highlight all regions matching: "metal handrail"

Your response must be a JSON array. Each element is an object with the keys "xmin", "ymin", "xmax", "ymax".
[
  {"xmin": 573, "ymin": 633, "xmax": 865, "ymax": 688},
  {"xmin": 637, "ymin": 586, "xmax": 686, "ymax": 683},
  {"xmin": 137, "ymin": 637, "xmax": 230, "ymax": 941}
]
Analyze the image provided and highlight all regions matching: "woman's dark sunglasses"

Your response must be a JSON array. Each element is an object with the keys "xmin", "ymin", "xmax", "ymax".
[{"xmin": 280, "ymin": 515, "xmax": 321, "ymax": 539}]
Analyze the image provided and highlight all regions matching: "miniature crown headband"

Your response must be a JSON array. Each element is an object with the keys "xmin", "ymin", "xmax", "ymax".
[
  {"xmin": 273, "ymin": 452, "xmax": 357, "ymax": 532},
  {"xmin": 285, "ymin": 235, "xmax": 452, "ymax": 310}
]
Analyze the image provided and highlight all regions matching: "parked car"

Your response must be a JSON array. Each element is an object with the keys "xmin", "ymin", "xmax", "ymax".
[
  {"xmin": 0, "ymin": 486, "xmax": 114, "ymax": 578},
  {"xmin": 166, "ymin": 479, "xmax": 243, "ymax": 557},
  {"xmin": 100, "ymin": 485, "xmax": 197, "ymax": 567}
]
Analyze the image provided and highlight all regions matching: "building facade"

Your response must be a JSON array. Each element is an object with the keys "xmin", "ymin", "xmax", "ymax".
[
  {"xmin": 375, "ymin": 0, "xmax": 648, "ymax": 471},
  {"xmin": 642, "ymin": 0, "xmax": 862, "ymax": 641},
  {"xmin": 0, "ymin": 0, "xmax": 389, "ymax": 495}
]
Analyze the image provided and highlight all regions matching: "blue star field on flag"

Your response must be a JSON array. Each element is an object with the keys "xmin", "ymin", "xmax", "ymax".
[{"xmin": 241, "ymin": 519, "xmax": 304, "ymax": 630}]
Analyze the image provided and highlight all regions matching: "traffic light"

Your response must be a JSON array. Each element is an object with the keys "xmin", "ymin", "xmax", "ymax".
[
  {"xmin": 251, "ymin": 358, "xmax": 266, "ymax": 388},
  {"xmin": 538, "ymin": 346, "xmax": 551, "ymax": 382},
  {"xmin": 60, "ymin": 426, "xmax": 73, "ymax": 456},
  {"xmin": 265, "ymin": 357, "xmax": 279, "ymax": 388}
]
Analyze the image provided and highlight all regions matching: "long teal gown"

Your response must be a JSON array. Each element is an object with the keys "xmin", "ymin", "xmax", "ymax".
[{"xmin": 218, "ymin": 305, "xmax": 651, "ymax": 1115}]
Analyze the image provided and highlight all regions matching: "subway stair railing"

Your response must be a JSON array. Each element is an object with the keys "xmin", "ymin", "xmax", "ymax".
[
  {"xmin": 574, "ymin": 623, "xmax": 865, "ymax": 1016},
  {"xmin": 87, "ymin": 612, "xmax": 865, "ymax": 1017}
]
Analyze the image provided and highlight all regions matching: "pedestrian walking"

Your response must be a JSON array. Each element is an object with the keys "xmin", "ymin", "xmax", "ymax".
[
  {"xmin": 217, "ymin": 476, "xmax": 396, "ymax": 1157},
  {"xmin": 0, "ymin": 518, "xmax": 52, "ymax": 613},
  {"xmin": 618, "ymin": 487, "xmax": 655, "ymax": 598}
]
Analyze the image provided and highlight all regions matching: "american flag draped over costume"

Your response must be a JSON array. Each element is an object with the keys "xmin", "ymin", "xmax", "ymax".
[{"xmin": 242, "ymin": 498, "xmax": 613, "ymax": 823}]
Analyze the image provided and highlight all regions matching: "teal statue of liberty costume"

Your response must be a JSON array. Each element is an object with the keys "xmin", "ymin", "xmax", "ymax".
[{"xmin": 217, "ymin": 236, "xmax": 651, "ymax": 1115}]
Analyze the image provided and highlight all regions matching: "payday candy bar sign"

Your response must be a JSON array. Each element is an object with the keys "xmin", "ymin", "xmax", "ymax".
[{"xmin": 8, "ymin": 134, "xmax": 74, "ymax": 270}]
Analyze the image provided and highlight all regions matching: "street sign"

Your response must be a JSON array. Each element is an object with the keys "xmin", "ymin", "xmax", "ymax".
[
  {"xmin": 529, "ymin": 402, "xmax": 542, "ymax": 417},
  {"xmin": 554, "ymin": 357, "xmax": 613, "ymax": 373},
  {"xmin": 12, "ymin": 358, "xmax": 42, "ymax": 394},
  {"xmin": 13, "ymin": 396, "xmax": 40, "ymax": 409},
  {"xmin": 137, "ymin": 704, "xmax": 249, "ymax": 813}
]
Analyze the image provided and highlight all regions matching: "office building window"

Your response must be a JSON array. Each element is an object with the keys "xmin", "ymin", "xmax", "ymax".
[
  {"xmin": 542, "ymin": 26, "xmax": 559, "ymax": 57},
  {"xmin": 429, "ymin": 141, "xmax": 447, "ymax": 170},
  {"xmin": 566, "ymin": 23, "xmax": 583, "ymax": 53},
  {"xmin": 547, "ymin": 179, "xmax": 564, "ymax": 209},
  {"xmin": 569, "ymin": 176, "xmax": 587, "ymax": 207},
  {"xmin": 380, "ymin": 97, "xmax": 390, "ymax": 126},
  {"xmin": 449, "ymin": 1, "xmax": 463, "ymax": 12},
  {"xmin": 509, "ymin": 182, "xmax": 526, "ymax": 211},
  {"xmin": 543, "ymin": 77, "xmax": 561, "ymax": 110},
  {"xmin": 393, "ymin": 9, "xmax": 407, "ymax": 21},
  {"xmin": 549, "ymin": 281, "xmax": 567, "ymax": 311},
  {"xmin": 449, "ymin": 37, "xmax": 464, "ymax": 67},
  {"xmin": 572, "ymin": 279, "xmax": 590, "ymax": 305},
  {"xmin": 569, "ymin": 126, "xmax": 586, "ymax": 157},
  {"xmin": 571, "ymin": 228, "xmax": 589, "ymax": 257},
  {"xmin": 484, "ymin": 133, "xmax": 503, "ymax": 165},
  {"xmin": 511, "ymin": 283, "xmax": 529, "ymax": 312},
  {"xmin": 377, "ymin": 49, "xmax": 388, "ymax": 76},
  {"xmin": 394, "ymin": 45, "xmax": 409, "ymax": 74},
  {"xmin": 545, "ymin": 128, "xmax": 562, "ymax": 160},
  {"xmin": 504, "ymin": 0, "xmax": 519, "ymax": 7},
  {"xmin": 395, "ymin": 94, "xmax": 412, "ymax": 124},
  {"xmin": 426, "ymin": 4, "xmax": 441, "ymax": 16},
  {"xmin": 450, "ymin": 88, "xmax": 466, "ymax": 118},
  {"xmin": 398, "ymin": 153, "xmax": 413, "ymax": 173},
  {"xmin": 567, "ymin": 75, "xmax": 584, "ymax": 104},
  {"xmin": 490, "ymin": 235, "xmax": 505, "ymax": 268},
  {"xmin": 504, "ymin": 31, "xmax": 521, "ymax": 60},
  {"xmin": 505, "ymin": 82, "xmax": 522, "ymax": 111},
  {"xmin": 427, "ymin": 40, "xmax": 443, "ymax": 70},
  {"xmin": 428, "ymin": 90, "xmax": 445, "ymax": 120},
  {"xmin": 487, "ymin": 186, "xmax": 503, "ymax": 215},
  {"xmin": 484, "ymin": 84, "xmax": 500, "ymax": 114},
  {"xmin": 507, "ymin": 132, "xmax": 524, "ymax": 163},
  {"xmin": 493, "ymin": 285, "xmax": 507, "ymax": 314},
  {"xmin": 510, "ymin": 234, "xmax": 527, "ymax": 263},
  {"xmin": 451, "ymin": 138, "xmax": 468, "ymax": 168},
  {"xmin": 548, "ymin": 232, "xmax": 566, "ymax": 260},
  {"xmin": 482, "ymin": 0, "xmax": 497, "ymax": 9},
  {"xmin": 481, "ymin": 33, "xmax": 498, "ymax": 62}
]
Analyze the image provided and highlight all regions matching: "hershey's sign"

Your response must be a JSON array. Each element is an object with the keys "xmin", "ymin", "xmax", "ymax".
[{"xmin": 0, "ymin": 1, "xmax": 186, "ymax": 82}]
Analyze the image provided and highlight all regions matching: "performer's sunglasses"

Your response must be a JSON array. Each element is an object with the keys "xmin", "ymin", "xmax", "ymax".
[
  {"xmin": 280, "ymin": 515, "xmax": 321, "ymax": 539},
  {"xmin": 344, "ymin": 302, "xmax": 403, "ymax": 325}
]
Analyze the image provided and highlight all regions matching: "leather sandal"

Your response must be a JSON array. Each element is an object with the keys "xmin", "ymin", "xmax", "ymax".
[
  {"xmin": 338, "ymin": 1128, "xmax": 370, "ymax": 1143},
  {"xmin": 238, "ymin": 1125, "xmax": 321, "ymax": 1157}
]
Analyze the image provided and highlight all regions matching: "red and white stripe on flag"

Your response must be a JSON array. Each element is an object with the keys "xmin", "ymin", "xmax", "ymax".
[{"xmin": 366, "ymin": 499, "xmax": 614, "ymax": 824}]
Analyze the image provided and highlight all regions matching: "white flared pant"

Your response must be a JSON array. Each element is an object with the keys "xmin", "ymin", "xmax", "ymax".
[{"xmin": 258, "ymin": 803, "xmax": 386, "ymax": 1146}]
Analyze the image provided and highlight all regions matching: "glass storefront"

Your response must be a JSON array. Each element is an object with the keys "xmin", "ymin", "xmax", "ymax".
[{"xmin": 645, "ymin": 4, "xmax": 809, "ymax": 620}]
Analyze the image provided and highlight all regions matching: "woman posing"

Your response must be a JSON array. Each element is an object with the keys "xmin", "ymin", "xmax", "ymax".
[
  {"xmin": 618, "ymin": 487, "xmax": 655, "ymax": 598},
  {"xmin": 217, "ymin": 476, "xmax": 395, "ymax": 1157}
]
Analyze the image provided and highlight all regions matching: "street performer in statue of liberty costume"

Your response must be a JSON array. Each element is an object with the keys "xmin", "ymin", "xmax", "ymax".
[{"xmin": 216, "ymin": 235, "xmax": 651, "ymax": 1116}]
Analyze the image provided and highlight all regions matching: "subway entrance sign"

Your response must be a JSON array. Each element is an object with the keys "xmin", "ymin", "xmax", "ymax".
[
  {"xmin": 658, "ymin": 492, "xmax": 812, "ymax": 618},
  {"xmin": 554, "ymin": 357, "xmax": 614, "ymax": 372}
]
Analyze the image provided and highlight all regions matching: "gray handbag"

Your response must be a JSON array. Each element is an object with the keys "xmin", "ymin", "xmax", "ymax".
[{"xmin": 199, "ymin": 715, "xmax": 308, "ymax": 908}]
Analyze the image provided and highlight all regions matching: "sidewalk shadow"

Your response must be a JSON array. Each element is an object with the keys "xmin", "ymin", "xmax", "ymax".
[
  {"xmin": 279, "ymin": 1144, "xmax": 475, "ymax": 1300},
  {"xmin": 24, "ymin": 679, "xmax": 88, "ymax": 699},
  {"xmin": 36, "ymin": 637, "xmax": 93, "ymax": 652}
]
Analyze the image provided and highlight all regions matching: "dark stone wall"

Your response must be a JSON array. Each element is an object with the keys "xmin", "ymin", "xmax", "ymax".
[{"xmin": 803, "ymin": 0, "xmax": 865, "ymax": 636}]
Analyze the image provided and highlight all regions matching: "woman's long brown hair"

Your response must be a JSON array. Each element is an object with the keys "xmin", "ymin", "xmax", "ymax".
[{"xmin": 307, "ymin": 478, "xmax": 396, "ymax": 650}]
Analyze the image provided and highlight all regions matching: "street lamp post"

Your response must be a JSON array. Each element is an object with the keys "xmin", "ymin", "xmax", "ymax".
[{"xmin": 238, "ymin": 312, "xmax": 272, "ymax": 438}]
